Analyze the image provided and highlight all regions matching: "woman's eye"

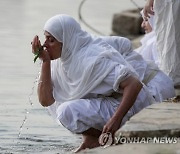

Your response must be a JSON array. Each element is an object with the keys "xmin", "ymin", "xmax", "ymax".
[{"xmin": 49, "ymin": 38, "xmax": 55, "ymax": 43}]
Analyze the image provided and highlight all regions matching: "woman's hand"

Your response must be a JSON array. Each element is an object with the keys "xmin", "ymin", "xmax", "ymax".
[
  {"xmin": 31, "ymin": 35, "xmax": 50, "ymax": 62},
  {"xmin": 143, "ymin": 0, "xmax": 154, "ymax": 18},
  {"xmin": 31, "ymin": 35, "xmax": 42, "ymax": 54},
  {"xmin": 99, "ymin": 115, "xmax": 122, "ymax": 146},
  {"xmin": 102, "ymin": 115, "xmax": 121, "ymax": 136}
]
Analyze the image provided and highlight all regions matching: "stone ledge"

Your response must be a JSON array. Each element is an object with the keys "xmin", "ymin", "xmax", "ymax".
[
  {"xmin": 80, "ymin": 102, "xmax": 180, "ymax": 154},
  {"xmin": 115, "ymin": 103, "xmax": 180, "ymax": 138},
  {"xmin": 111, "ymin": 9, "xmax": 143, "ymax": 39}
]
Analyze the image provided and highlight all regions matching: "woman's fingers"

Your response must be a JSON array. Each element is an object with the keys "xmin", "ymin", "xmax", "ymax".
[
  {"xmin": 38, "ymin": 40, "xmax": 41, "ymax": 47},
  {"xmin": 31, "ymin": 35, "xmax": 42, "ymax": 54},
  {"xmin": 143, "ymin": 0, "xmax": 154, "ymax": 17},
  {"xmin": 31, "ymin": 35, "xmax": 37, "ymax": 53},
  {"xmin": 102, "ymin": 126, "xmax": 107, "ymax": 134},
  {"xmin": 102, "ymin": 125, "xmax": 111, "ymax": 134},
  {"xmin": 144, "ymin": 9, "xmax": 154, "ymax": 18},
  {"xmin": 35, "ymin": 36, "xmax": 39, "ymax": 50},
  {"xmin": 143, "ymin": 9, "xmax": 150, "ymax": 18}
]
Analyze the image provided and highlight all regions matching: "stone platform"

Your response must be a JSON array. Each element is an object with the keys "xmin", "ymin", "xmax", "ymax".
[{"xmin": 80, "ymin": 101, "xmax": 180, "ymax": 154}]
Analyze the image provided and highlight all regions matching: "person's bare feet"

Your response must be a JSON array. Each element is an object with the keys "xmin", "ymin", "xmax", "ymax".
[{"xmin": 73, "ymin": 135, "xmax": 100, "ymax": 153}]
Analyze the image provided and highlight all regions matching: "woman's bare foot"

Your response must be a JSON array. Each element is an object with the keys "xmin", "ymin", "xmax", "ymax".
[{"xmin": 74, "ymin": 135, "xmax": 100, "ymax": 153}]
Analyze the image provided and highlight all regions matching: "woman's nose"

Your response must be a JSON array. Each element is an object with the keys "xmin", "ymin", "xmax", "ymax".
[{"xmin": 43, "ymin": 41, "xmax": 47, "ymax": 47}]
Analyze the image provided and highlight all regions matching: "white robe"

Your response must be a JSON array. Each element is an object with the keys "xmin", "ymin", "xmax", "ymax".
[
  {"xmin": 154, "ymin": 0, "xmax": 180, "ymax": 86},
  {"xmin": 43, "ymin": 15, "xmax": 175, "ymax": 133},
  {"xmin": 48, "ymin": 36, "xmax": 175, "ymax": 133}
]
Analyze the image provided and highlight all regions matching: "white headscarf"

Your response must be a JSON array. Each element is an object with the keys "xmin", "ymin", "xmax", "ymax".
[{"xmin": 44, "ymin": 14, "xmax": 136, "ymax": 103}]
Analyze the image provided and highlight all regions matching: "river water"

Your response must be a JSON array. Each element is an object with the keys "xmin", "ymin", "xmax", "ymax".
[{"xmin": 0, "ymin": 0, "xmax": 145, "ymax": 153}]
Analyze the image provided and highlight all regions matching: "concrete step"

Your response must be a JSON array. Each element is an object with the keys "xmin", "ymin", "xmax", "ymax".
[
  {"xmin": 81, "ymin": 102, "xmax": 180, "ymax": 154},
  {"xmin": 115, "ymin": 103, "xmax": 180, "ymax": 139}
]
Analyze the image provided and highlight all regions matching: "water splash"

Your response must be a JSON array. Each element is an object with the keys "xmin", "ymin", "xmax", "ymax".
[
  {"xmin": 18, "ymin": 109, "xmax": 29, "ymax": 138},
  {"xmin": 18, "ymin": 62, "xmax": 42, "ymax": 138}
]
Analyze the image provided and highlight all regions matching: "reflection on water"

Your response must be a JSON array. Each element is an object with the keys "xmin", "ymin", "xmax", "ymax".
[
  {"xmin": 0, "ymin": 105, "xmax": 82, "ymax": 153},
  {"xmin": 0, "ymin": 0, "xmax": 145, "ymax": 153}
]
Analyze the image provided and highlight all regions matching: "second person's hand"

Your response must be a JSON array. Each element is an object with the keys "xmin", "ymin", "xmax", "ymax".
[{"xmin": 143, "ymin": 0, "xmax": 154, "ymax": 18}]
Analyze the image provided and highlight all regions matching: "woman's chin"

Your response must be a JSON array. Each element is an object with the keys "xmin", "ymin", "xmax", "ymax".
[{"xmin": 51, "ymin": 57, "xmax": 60, "ymax": 60}]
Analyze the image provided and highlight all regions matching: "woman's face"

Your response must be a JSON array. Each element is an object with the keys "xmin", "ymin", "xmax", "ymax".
[
  {"xmin": 43, "ymin": 31, "xmax": 63, "ymax": 60},
  {"xmin": 141, "ymin": 17, "xmax": 152, "ymax": 34}
]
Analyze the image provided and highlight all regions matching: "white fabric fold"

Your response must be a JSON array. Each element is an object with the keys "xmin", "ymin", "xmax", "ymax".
[{"xmin": 135, "ymin": 31, "xmax": 159, "ymax": 67}]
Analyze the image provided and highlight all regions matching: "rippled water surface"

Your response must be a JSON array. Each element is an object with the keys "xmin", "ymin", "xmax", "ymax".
[{"xmin": 0, "ymin": 0, "xmax": 145, "ymax": 153}]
